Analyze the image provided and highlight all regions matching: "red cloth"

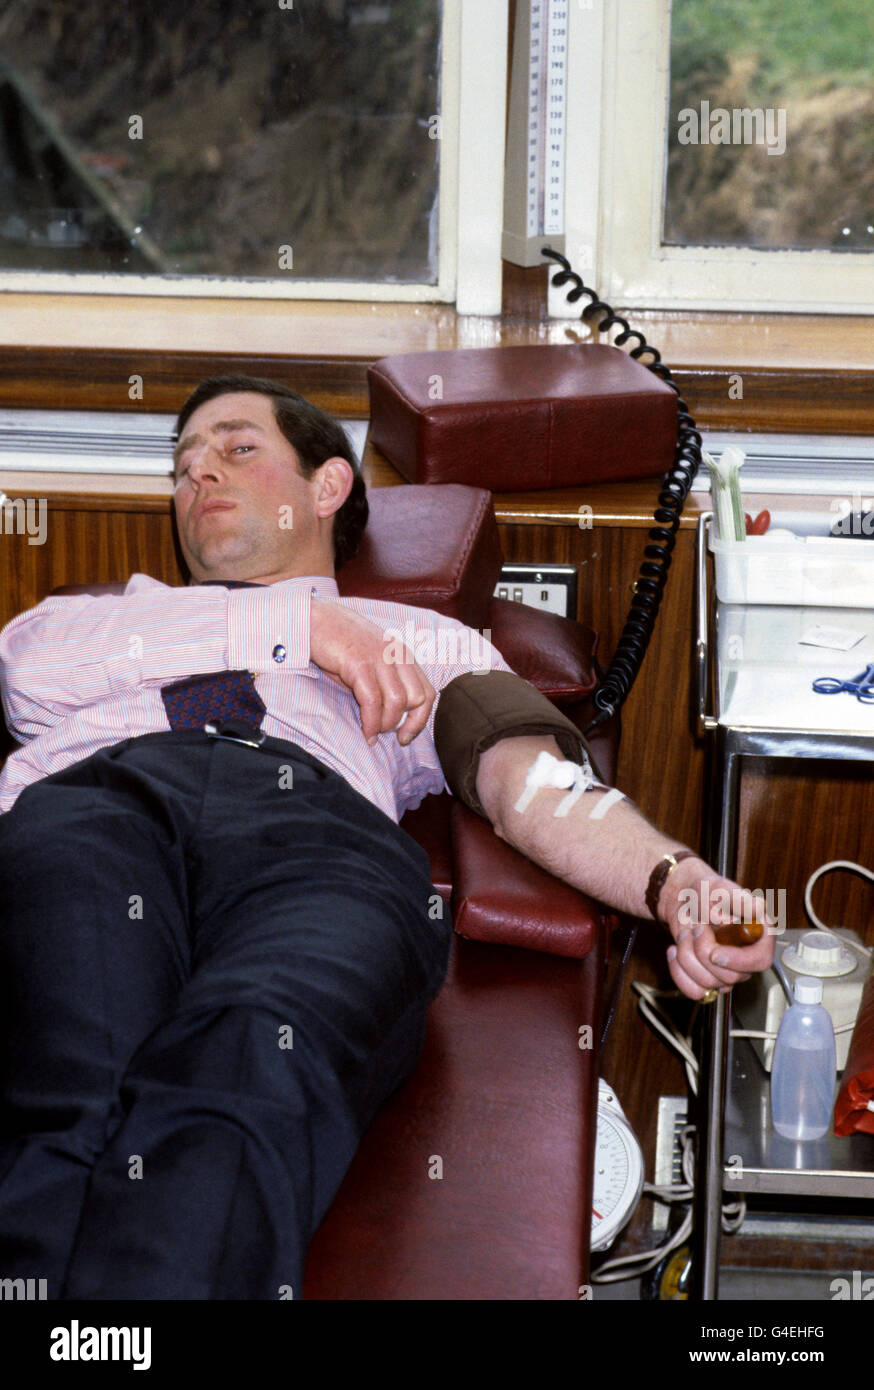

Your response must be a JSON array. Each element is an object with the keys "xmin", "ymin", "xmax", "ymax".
[{"xmin": 834, "ymin": 971, "xmax": 874, "ymax": 1136}]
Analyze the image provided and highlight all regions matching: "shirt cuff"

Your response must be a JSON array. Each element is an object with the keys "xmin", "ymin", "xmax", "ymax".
[{"xmin": 226, "ymin": 584, "xmax": 312, "ymax": 673}]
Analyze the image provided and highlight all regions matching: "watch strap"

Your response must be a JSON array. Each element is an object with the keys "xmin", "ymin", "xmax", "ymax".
[{"xmin": 645, "ymin": 850, "xmax": 698, "ymax": 921}]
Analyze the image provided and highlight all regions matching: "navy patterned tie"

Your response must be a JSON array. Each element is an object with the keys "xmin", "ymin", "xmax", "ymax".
[{"xmin": 161, "ymin": 581, "xmax": 267, "ymax": 731}]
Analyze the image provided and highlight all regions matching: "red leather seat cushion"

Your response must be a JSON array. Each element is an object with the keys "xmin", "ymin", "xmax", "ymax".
[
  {"xmin": 303, "ymin": 930, "xmax": 604, "ymax": 1300},
  {"xmin": 368, "ymin": 343, "xmax": 678, "ymax": 491}
]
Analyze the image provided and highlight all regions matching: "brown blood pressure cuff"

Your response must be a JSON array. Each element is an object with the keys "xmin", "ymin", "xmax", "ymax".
[{"xmin": 434, "ymin": 670, "xmax": 602, "ymax": 819}]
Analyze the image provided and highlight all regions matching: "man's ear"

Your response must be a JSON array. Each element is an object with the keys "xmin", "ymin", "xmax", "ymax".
[{"xmin": 313, "ymin": 457, "xmax": 354, "ymax": 519}]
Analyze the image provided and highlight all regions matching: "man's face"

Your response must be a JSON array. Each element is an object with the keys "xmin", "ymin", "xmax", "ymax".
[{"xmin": 172, "ymin": 391, "xmax": 349, "ymax": 584}]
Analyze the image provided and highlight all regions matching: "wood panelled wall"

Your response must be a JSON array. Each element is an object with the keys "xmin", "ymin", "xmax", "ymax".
[{"xmin": 3, "ymin": 341, "xmax": 874, "ymax": 437}]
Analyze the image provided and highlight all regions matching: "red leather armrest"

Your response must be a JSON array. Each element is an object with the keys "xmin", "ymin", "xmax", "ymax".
[
  {"xmin": 337, "ymin": 484, "xmax": 503, "ymax": 630},
  {"xmin": 487, "ymin": 597, "xmax": 620, "ymax": 785},
  {"xmin": 487, "ymin": 596, "xmax": 599, "ymax": 704},
  {"xmin": 368, "ymin": 343, "xmax": 678, "ymax": 491},
  {"xmin": 450, "ymin": 801, "xmax": 608, "ymax": 959}
]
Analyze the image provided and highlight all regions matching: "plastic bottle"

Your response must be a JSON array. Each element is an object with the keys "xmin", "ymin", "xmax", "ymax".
[{"xmin": 770, "ymin": 975, "xmax": 836, "ymax": 1140}]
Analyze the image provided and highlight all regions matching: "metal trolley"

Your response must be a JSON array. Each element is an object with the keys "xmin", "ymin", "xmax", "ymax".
[{"xmin": 692, "ymin": 511, "xmax": 874, "ymax": 1300}]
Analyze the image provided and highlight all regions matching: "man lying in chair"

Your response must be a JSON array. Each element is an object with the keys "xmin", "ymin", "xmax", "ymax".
[{"xmin": 0, "ymin": 375, "xmax": 773, "ymax": 1300}]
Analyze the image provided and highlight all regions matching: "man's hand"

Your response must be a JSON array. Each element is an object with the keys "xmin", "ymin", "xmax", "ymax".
[
  {"xmin": 658, "ymin": 857, "xmax": 776, "ymax": 1000},
  {"xmin": 309, "ymin": 598, "xmax": 436, "ymax": 747}
]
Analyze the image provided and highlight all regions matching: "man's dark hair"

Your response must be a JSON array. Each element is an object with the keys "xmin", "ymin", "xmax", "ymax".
[{"xmin": 174, "ymin": 374, "xmax": 368, "ymax": 570}]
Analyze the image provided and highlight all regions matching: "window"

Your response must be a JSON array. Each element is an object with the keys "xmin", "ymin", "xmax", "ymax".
[
  {"xmin": 555, "ymin": 0, "xmax": 874, "ymax": 315},
  {"xmin": 0, "ymin": 406, "xmax": 369, "ymax": 487},
  {"xmin": 0, "ymin": 0, "xmax": 506, "ymax": 309},
  {"xmin": 2, "ymin": 1, "xmax": 441, "ymax": 283},
  {"xmin": 665, "ymin": 0, "xmax": 874, "ymax": 255}
]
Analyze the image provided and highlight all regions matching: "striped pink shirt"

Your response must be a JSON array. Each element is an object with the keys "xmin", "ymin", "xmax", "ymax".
[{"xmin": 0, "ymin": 574, "xmax": 512, "ymax": 822}]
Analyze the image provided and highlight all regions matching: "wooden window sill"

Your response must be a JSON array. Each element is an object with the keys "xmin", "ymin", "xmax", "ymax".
[{"xmin": 0, "ymin": 294, "xmax": 871, "ymax": 433}]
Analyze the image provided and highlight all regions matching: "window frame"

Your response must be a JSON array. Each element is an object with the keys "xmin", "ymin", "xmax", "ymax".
[{"xmin": 551, "ymin": 0, "xmax": 874, "ymax": 319}]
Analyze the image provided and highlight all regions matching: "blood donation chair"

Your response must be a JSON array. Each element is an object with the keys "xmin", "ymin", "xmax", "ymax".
[{"xmin": 47, "ymin": 481, "xmax": 620, "ymax": 1300}]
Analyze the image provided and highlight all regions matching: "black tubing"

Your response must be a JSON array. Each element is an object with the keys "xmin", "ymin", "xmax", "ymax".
[{"xmin": 541, "ymin": 246, "xmax": 703, "ymax": 735}]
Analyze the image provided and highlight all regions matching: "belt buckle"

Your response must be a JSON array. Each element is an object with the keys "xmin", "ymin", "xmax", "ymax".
[{"xmin": 204, "ymin": 717, "xmax": 266, "ymax": 749}]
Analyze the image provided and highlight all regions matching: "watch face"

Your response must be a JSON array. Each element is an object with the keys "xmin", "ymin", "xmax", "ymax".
[{"xmin": 591, "ymin": 1089, "xmax": 645, "ymax": 1253}]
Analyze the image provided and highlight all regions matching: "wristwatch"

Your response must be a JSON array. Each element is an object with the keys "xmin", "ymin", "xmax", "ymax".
[{"xmin": 645, "ymin": 850, "xmax": 698, "ymax": 922}]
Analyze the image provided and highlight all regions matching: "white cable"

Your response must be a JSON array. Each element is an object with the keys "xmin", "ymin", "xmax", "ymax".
[
  {"xmin": 803, "ymin": 860, "xmax": 874, "ymax": 960},
  {"xmin": 632, "ymin": 982, "xmax": 699, "ymax": 1095},
  {"xmin": 643, "ymin": 1183, "xmax": 693, "ymax": 1201},
  {"xmin": 591, "ymin": 1208, "xmax": 693, "ymax": 1282},
  {"xmin": 722, "ymin": 1198, "xmax": 747, "ymax": 1234}
]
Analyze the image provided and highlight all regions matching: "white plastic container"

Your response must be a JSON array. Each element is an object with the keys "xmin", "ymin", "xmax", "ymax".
[
  {"xmin": 710, "ymin": 532, "xmax": 874, "ymax": 607},
  {"xmin": 770, "ymin": 976, "xmax": 837, "ymax": 1140},
  {"xmin": 733, "ymin": 928, "xmax": 867, "ymax": 1073}
]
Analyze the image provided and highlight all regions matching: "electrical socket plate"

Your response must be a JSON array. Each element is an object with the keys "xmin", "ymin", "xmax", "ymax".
[{"xmin": 494, "ymin": 564, "xmax": 577, "ymax": 619}]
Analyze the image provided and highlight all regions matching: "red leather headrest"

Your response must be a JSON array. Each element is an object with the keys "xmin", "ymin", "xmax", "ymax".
[{"xmin": 337, "ymin": 484, "xmax": 503, "ymax": 630}]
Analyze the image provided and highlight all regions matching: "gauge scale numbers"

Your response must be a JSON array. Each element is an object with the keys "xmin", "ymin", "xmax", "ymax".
[{"xmin": 591, "ymin": 1080, "xmax": 645, "ymax": 1253}]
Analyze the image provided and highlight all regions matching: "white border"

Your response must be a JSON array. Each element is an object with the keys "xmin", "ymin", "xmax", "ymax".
[{"xmin": 454, "ymin": 0, "xmax": 507, "ymax": 314}]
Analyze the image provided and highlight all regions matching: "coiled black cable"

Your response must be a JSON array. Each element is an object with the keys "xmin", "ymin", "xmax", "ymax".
[{"xmin": 541, "ymin": 246, "xmax": 703, "ymax": 735}]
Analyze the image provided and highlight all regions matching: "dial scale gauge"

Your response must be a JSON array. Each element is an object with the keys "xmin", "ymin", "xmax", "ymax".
[{"xmin": 591, "ymin": 1079, "xmax": 645, "ymax": 1253}]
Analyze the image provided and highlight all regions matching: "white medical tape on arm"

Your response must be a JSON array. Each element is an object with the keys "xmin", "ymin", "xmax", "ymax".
[
  {"xmin": 514, "ymin": 750, "xmax": 597, "ymax": 818},
  {"xmin": 587, "ymin": 786, "xmax": 626, "ymax": 820}
]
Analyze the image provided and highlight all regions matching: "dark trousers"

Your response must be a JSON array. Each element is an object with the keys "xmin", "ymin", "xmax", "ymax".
[{"xmin": 0, "ymin": 729, "xmax": 449, "ymax": 1299}]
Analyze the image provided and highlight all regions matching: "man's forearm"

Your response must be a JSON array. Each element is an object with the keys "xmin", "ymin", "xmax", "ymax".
[
  {"xmin": 475, "ymin": 733, "xmax": 775, "ymax": 1000},
  {"xmin": 475, "ymin": 734, "xmax": 691, "ymax": 922}
]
